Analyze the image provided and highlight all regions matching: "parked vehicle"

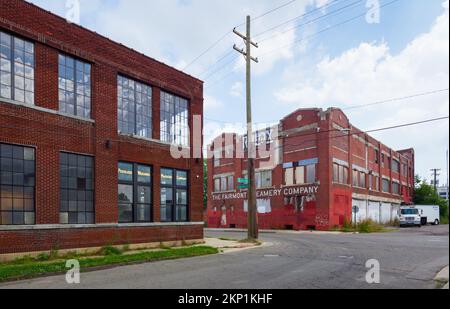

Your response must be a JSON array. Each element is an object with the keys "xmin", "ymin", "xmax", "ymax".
[
  {"xmin": 415, "ymin": 205, "xmax": 440, "ymax": 225},
  {"xmin": 399, "ymin": 207, "xmax": 421, "ymax": 227}
]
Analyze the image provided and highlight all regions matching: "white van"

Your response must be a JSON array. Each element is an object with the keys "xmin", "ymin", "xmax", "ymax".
[
  {"xmin": 399, "ymin": 207, "xmax": 421, "ymax": 227},
  {"xmin": 415, "ymin": 205, "xmax": 440, "ymax": 225}
]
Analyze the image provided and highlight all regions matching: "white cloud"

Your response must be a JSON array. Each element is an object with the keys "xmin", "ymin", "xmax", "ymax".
[
  {"xmin": 274, "ymin": 2, "xmax": 450, "ymax": 181},
  {"xmin": 230, "ymin": 82, "xmax": 244, "ymax": 98},
  {"xmin": 203, "ymin": 95, "xmax": 223, "ymax": 112}
]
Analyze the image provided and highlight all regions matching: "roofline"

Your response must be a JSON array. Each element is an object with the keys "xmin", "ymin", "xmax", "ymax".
[{"xmin": 22, "ymin": 0, "xmax": 203, "ymax": 84}]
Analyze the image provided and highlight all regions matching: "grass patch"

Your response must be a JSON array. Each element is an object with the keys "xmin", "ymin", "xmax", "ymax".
[
  {"xmin": 339, "ymin": 219, "xmax": 390, "ymax": 234},
  {"xmin": 0, "ymin": 246, "xmax": 218, "ymax": 283}
]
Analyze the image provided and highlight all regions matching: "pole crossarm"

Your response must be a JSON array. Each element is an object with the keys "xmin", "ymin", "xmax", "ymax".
[
  {"xmin": 233, "ymin": 28, "xmax": 259, "ymax": 48},
  {"xmin": 233, "ymin": 45, "xmax": 259, "ymax": 63}
]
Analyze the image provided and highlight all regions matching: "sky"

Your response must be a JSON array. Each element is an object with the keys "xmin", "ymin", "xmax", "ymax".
[{"xmin": 27, "ymin": 0, "xmax": 450, "ymax": 185}]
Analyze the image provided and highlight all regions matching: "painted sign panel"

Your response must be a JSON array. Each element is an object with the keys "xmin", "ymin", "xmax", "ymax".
[{"xmin": 211, "ymin": 185, "xmax": 319, "ymax": 201}]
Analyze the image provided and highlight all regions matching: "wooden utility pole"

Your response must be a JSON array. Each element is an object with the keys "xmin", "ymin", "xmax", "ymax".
[
  {"xmin": 233, "ymin": 16, "xmax": 259, "ymax": 240},
  {"xmin": 431, "ymin": 168, "xmax": 441, "ymax": 192}
]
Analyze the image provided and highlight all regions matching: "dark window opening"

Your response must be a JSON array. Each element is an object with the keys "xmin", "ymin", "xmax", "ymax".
[
  {"xmin": 118, "ymin": 162, "xmax": 152, "ymax": 223},
  {"xmin": 160, "ymin": 168, "xmax": 188, "ymax": 222},
  {"xmin": 60, "ymin": 152, "xmax": 94, "ymax": 224},
  {"xmin": 0, "ymin": 143, "xmax": 35, "ymax": 225}
]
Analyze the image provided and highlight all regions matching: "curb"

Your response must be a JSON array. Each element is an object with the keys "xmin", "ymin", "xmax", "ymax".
[{"xmin": 434, "ymin": 266, "xmax": 449, "ymax": 289}]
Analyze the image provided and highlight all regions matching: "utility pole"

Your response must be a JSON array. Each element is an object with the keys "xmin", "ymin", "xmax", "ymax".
[
  {"xmin": 233, "ymin": 16, "xmax": 259, "ymax": 240},
  {"xmin": 430, "ymin": 168, "xmax": 441, "ymax": 192},
  {"xmin": 446, "ymin": 150, "xmax": 449, "ymax": 204}
]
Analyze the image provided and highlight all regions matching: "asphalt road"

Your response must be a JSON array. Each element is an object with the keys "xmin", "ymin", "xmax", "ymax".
[{"xmin": 0, "ymin": 225, "xmax": 448, "ymax": 289}]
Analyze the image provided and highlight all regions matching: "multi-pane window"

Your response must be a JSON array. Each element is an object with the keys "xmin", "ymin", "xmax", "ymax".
[
  {"xmin": 382, "ymin": 178, "xmax": 390, "ymax": 193},
  {"xmin": 220, "ymin": 176, "xmax": 228, "ymax": 192},
  {"xmin": 296, "ymin": 166, "xmax": 305, "ymax": 185},
  {"xmin": 333, "ymin": 163, "xmax": 348, "ymax": 185},
  {"xmin": 256, "ymin": 170, "xmax": 272, "ymax": 188},
  {"xmin": 227, "ymin": 175, "xmax": 234, "ymax": 191},
  {"xmin": 214, "ymin": 178, "xmax": 221, "ymax": 192},
  {"xmin": 161, "ymin": 168, "xmax": 188, "ymax": 222},
  {"xmin": 370, "ymin": 175, "xmax": 380, "ymax": 191},
  {"xmin": 359, "ymin": 172, "xmax": 366, "ymax": 188},
  {"xmin": 60, "ymin": 153, "xmax": 94, "ymax": 224},
  {"xmin": 392, "ymin": 182, "xmax": 400, "ymax": 195},
  {"xmin": 58, "ymin": 54, "xmax": 91, "ymax": 118},
  {"xmin": 0, "ymin": 31, "xmax": 34, "ymax": 104},
  {"xmin": 118, "ymin": 162, "xmax": 152, "ymax": 223},
  {"xmin": 284, "ymin": 167, "xmax": 294, "ymax": 186},
  {"xmin": 283, "ymin": 162, "xmax": 295, "ymax": 186},
  {"xmin": 213, "ymin": 150, "xmax": 221, "ymax": 167},
  {"xmin": 118, "ymin": 76, "xmax": 152, "ymax": 138},
  {"xmin": 214, "ymin": 175, "xmax": 234, "ymax": 192},
  {"xmin": 374, "ymin": 149, "xmax": 379, "ymax": 164},
  {"xmin": 0, "ymin": 143, "xmax": 35, "ymax": 225},
  {"xmin": 160, "ymin": 91, "xmax": 189, "ymax": 146},
  {"xmin": 391, "ymin": 159, "xmax": 400, "ymax": 173},
  {"xmin": 306, "ymin": 164, "xmax": 316, "ymax": 184}
]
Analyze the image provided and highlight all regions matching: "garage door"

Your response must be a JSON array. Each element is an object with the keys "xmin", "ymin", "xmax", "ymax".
[
  {"xmin": 391, "ymin": 204, "xmax": 400, "ymax": 221},
  {"xmin": 368, "ymin": 201, "xmax": 381, "ymax": 223},
  {"xmin": 352, "ymin": 199, "xmax": 367, "ymax": 223},
  {"xmin": 380, "ymin": 203, "xmax": 392, "ymax": 224}
]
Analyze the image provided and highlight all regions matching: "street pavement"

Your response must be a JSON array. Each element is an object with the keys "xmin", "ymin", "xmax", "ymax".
[{"xmin": 0, "ymin": 225, "xmax": 448, "ymax": 289}]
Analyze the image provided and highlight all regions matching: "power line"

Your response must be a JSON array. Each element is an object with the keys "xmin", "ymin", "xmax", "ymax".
[
  {"xmin": 202, "ymin": 54, "xmax": 241, "ymax": 81},
  {"xmin": 260, "ymin": 0, "xmax": 401, "ymax": 58},
  {"xmin": 183, "ymin": 0, "xmax": 300, "ymax": 71},
  {"xmin": 202, "ymin": 1, "xmax": 353, "ymax": 82},
  {"xmin": 237, "ymin": 0, "xmax": 299, "ymax": 28},
  {"xmin": 204, "ymin": 88, "xmax": 449, "ymax": 124},
  {"xmin": 276, "ymin": 116, "xmax": 449, "ymax": 151},
  {"xmin": 202, "ymin": 0, "xmax": 346, "ymax": 82},
  {"xmin": 343, "ymin": 88, "xmax": 450, "ymax": 110},
  {"xmin": 254, "ymin": 0, "xmax": 344, "ymax": 38},
  {"xmin": 205, "ymin": 116, "xmax": 449, "ymax": 151},
  {"xmin": 182, "ymin": 31, "xmax": 232, "ymax": 71},
  {"xmin": 202, "ymin": 0, "xmax": 399, "ymax": 86},
  {"xmin": 258, "ymin": 0, "xmax": 364, "ymax": 44}
]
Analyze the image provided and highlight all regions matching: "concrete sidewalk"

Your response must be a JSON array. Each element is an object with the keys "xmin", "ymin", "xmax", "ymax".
[
  {"xmin": 203, "ymin": 237, "xmax": 268, "ymax": 253},
  {"xmin": 435, "ymin": 266, "xmax": 449, "ymax": 289},
  {"xmin": 205, "ymin": 228, "xmax": 344, "ymax": 235}
]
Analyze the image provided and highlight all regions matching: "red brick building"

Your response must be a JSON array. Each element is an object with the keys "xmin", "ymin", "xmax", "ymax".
[
  {"xmin": 0, "ymin": 0, "xmax": 204, "ymax": 255},
  {"xmin": 207, "ymin": 108, "xmax": 415, "ymax": 231}
]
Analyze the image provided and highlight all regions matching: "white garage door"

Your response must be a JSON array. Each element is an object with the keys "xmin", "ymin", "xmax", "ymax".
[
  {"xmin": 368, "ymin": 201, "xmax": 381, "ymax": 223},
  {"xmin": 352, "ymin": 199, "xmax": 367, "ymax": 223},
  {"xmin": 380, "ymin": 203, "xmax": 392, "ymax": 224},
  {"xmin": 391, "ymin": 204, "xmax": 400, "ymax": 221}
]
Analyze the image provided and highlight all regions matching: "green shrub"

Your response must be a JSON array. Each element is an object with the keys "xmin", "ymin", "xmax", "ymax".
[
  {"xmin": 99, "ymin": 246, "xmax": 122, "ymax": 256},
  {"xmin": 49, "ymin": 247, "xmax": 59, "ymax": 260},
  {"xmin": 357, "ymin": 219, "xmax": 385, "ymax": 233},
  {"xmin": 36, "ymin": 253, "xmax": 50, "ymax": 262}
]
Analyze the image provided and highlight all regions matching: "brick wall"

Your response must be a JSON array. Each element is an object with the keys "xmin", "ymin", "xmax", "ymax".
[
  {"xmin": 0, "ymin": 0, "xmax": 204, "ymax": 254},
  {"xmin": 206, "ymin": 108, "xmax": 415, "ymax": 230}
]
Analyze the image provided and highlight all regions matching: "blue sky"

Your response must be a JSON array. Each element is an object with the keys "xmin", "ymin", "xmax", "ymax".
[{"xmin": 27, "ymin": 0, "xmax": 449, "ymax": 185}]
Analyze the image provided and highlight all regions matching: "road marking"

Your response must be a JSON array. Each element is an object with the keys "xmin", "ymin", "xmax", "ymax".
[
  {"xmin": 264, "ymin": 254, "xmax": 280, "ymax": 258},
  {"xmin": 339, "ymin": 256, "xmax": 354, "ymax": 259}
]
